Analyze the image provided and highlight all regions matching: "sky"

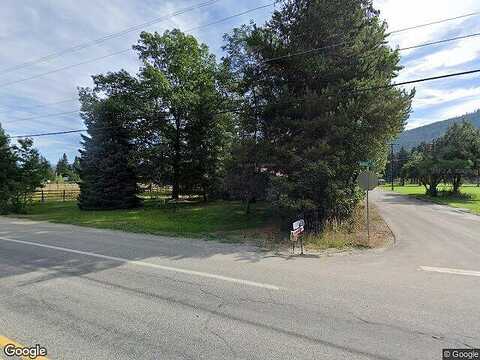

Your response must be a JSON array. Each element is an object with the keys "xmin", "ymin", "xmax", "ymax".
[{"xmin": 0, "ymin": 0, "xmax": 479, "ymax": 163}]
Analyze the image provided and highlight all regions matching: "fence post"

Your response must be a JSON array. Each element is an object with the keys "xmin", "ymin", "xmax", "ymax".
[
  {"xmin": 41, "ymin": 190, "xmax": 45, "ymax": 203},
  {"xmin": 63, "ymin": 190, "xmax": 66, "ymax": 202}
]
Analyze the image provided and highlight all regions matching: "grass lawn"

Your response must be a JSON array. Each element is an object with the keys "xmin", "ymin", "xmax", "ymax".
[
  {"xmin": 382, "ymin": 184, "xmax": 480, "ymax": 215},
  {"xmin": 13, "ymin": 199, "xmax": 393, "ymax": 250},
  {"xmin": 16, "ymin": 200, "xmax": 274, "ymax": 243}
]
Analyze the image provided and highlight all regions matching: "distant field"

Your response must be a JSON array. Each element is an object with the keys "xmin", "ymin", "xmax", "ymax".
[{"xmin": 381, "ymin": 184, "xmax": 480, "ymax": 214}]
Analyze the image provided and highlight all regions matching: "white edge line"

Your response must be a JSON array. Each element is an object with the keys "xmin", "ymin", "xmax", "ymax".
[
  {"xmin": 0, "ymin": 236, "xmax": 282, "ymax": 290},
  {"xmin": 419, "ymin": 266, "xmax": 480, "ymax": 277}
]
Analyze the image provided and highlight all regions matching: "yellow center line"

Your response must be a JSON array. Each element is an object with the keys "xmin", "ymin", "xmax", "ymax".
[{"xmin": 0, "ymin": 335, "xmax": 50, "ymax": 360}]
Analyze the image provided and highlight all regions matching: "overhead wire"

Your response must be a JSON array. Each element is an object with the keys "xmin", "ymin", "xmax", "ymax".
[
  {"xmin": 0, "ymin": 0, "xmax": 223, "ymax": 75},
  {"xmin": 3, "ymin": 8, "xmax": 477, "ymax": 109},
  {"xmin": 9, "ymin": 67, "xmax": 480, "ymax": 138}
]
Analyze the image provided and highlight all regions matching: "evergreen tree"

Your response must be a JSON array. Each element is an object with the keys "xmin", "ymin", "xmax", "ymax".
[
  {"xmin": 70, "ymin": 156, "xmax": 81, "ymax": 183},
  {"xmin": 11, "ymin": 138, "xmax": 50, "ymax": 213},
  {"xmin": 224, "ymin": 0, "xmax": 413, "ymax": 224},
  {"xmin": 56, "ymin": 153, "xmax": 71, "ymax": 178},
  {"xmin": 0, "ymin": 125, "xmax": 17, "ymax": 213},
  {"xmin": 78, "ymin": 90, "xmax": 141, "ymax": 210}
]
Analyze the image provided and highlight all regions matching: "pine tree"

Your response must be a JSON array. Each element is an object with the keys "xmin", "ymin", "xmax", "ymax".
[
  {"xmin": 11, "ymin": 138, "xmax": 50, "ymax": 213},
  {"xmin": 224, "ymin": 0, "xmax": 413, "ymax": 223},
  {"xmin": 78, "ymin": 91, "xmax": 141, "ymax": 210},
  {"xmin": 70, "ymin": 156, "xmax": 81, "ymax": 182},
  {"xmin": 56, "ymin": 153, "xmax": 71, "ymax": 178}
]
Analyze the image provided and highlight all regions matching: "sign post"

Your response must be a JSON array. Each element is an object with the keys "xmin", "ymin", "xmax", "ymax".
[
  {"xmin": 358, "ymin": 170, "xmax": 379, "ymax": 243},
  {"xmin": 290, "ymin": 219, "xmax": 305, "ymax": 255}
]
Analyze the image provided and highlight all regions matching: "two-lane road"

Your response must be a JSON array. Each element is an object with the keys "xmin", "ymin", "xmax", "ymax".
[{"xmin": 0, "ymin": 190, "xmax": 479, "ymax": 359}]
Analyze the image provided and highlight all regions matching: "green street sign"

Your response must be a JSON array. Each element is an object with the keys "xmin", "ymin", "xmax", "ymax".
[{"xmin": 359, "ymin": 160, "xmax": 373, "ymax": 168}]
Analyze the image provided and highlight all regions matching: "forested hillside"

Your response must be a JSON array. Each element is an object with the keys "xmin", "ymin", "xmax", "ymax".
[{"xmin": 397, "ymin": 110, "xmax": 480, "ymax": 150}]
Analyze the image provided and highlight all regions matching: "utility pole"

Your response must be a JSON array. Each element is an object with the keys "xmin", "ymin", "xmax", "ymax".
[{"xmin": 390, "ymin": 143, "xmax": 395, "ymax": 191}]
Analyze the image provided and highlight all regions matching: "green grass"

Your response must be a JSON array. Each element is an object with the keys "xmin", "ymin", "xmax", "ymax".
[
  {"xmin": 15, "ymin": 200, "xmax": 274, "ymax": 242},
  {"xmin": 13, "ymin": 198, "xmax": 393, "ymax": 250},
  {"xmin": 382, "ymin": 184, "xmax": 480, "ymax": 214}
]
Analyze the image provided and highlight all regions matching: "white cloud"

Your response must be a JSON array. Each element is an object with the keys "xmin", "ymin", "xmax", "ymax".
[
  {"xmin": 0, "ymin": 0, "xmax": 275, "ymax": 161},
  {"xmin": 1, "ymin": 0, "xmax": 479, "ymax": 159},
  {"xmin": 413, "ymin": 86, "xmax": 480, "ymax": 108},
  {"xmin": 375, "ymin": 0, "xmax": 480, "ymax": 129},
  {"xmin": 438, "ymin": 98, "xmax": 480, "ymax": 119}
]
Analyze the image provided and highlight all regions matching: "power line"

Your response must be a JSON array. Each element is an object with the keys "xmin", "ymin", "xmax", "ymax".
[
  {"xmin": 1, "ymin": 5, "xmax": 477, "ymax": 78},
  {"xmin": 9, "ymin": 67, "xmax": 480, "ymax": 139},
  {"xmin": 2, "ymin": 24, "xmax": 477, "ymax": 90},
  {"xmin": 0, "ymin": 49, "xmax": 133, "ymax": 88},
  {"xmin": 361, "ymin": 68, "xmax": 480, "ymax": 91},
  {"xmin": 0, "ymin": 98, "xmax": 78, "ymax": 114},
  {"xmin": 3, "ymin": 110, "xmax": 80, "ymax": 124},
  {"xmin": 389, "ymin": 11, "xmax": 480, "ymax": 34},
  {"xmin": 0, "ymin": 3, "xmax": 275, "ymax": 89},
  {"xmin": 0, "ymin": 0, "xmax": 222, "ymax": 75},
  {"xmin": 10, "ymin": 129, "xmax": 90, "ymax": 138},
  {"xmin": 2, "ymin": 9, "xmax": 475, "ymax": 108},
  {"xmin": 264, "ymin": 31, "xmax": 480, "ymax": 63},
  {"xmin": 399, "ymin": 32, "xmax": 480, "ymax": 52}
]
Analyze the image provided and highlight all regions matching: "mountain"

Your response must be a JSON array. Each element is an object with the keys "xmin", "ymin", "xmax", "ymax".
[{"xmin": 396, "ymin": 110, "xmax": 480, "ymax": 150}]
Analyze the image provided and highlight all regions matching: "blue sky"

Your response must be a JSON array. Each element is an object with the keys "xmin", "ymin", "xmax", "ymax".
[{"xmin": 0, "ymin": 0, "xmax": 479, "ymax": 163}]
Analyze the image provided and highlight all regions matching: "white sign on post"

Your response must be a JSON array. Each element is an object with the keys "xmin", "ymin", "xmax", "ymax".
[
  {"xmin": 293, "ymin": 219, "xmax": 305, "ymax": 230},
  {"xmin": 291, "ymin": 219, "xmax": 305, "ymax": 255}
]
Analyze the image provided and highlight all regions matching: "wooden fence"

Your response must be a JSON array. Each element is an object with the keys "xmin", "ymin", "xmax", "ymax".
[
  {"xmin": 33, "ymin": 190, "xmax": 80, "ymax": 202},
  {"xmin": 32, "ymin": 186, "xmax": 173, "ymax": 203}
]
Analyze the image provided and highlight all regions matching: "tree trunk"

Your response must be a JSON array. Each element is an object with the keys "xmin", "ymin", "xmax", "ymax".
[
  {"xmin": 172, "ymin": 118, "xmax": 181, "ymax": 200},
  {"xmin": 245, "ymin": 198, "xmax": 251, "ymax": 215},
  {"xmin": 427, "ymin": 184, "xmax": 438, "ymax": 197},
  {"xmin": 452, "ymin": 175, "xmax": 462, "ymax": 194}
]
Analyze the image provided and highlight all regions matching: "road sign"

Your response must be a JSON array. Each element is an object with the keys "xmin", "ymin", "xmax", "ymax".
[
  {"xmin": 359, "ymin": 160, "xmax": 373, "ymax": 168},
  {"xmin": 358, "ymin": 171, "xmax": 378, "ymax": 243},
  {"xmin": 358, "ymin": 171, "xmax": 379, "ymax": 191}
]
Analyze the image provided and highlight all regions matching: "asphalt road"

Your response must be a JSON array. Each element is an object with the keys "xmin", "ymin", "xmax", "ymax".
[{"xmin": 0, "ymin": 190, "xmax": 479, "ymax": 359}]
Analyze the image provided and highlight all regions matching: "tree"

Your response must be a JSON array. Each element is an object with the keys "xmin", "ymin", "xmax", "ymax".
[
  {"xmin": 70, "ymin": 156, "xmax": 81, "ymax": 183},
  {"xmin": 400, "ymin": 149, "xmax": 419, "ymax": 185},
  {"xmin": 133, "ymin": 30, "xmax": 231, "ymax": 200},
  {"xmin": 412, "ymin": 144, "xmax": 443, "ymax": 197},
  {"xmin": 222, "ymin": 25, "xmax": 271, "ymax": 212},
  {"xmin": 224, "ymin": 140, "xmax": 270, "ymax": 213},
  {"xmin": 397, "ymin": 147, "xmax": 409, "ymax": 185},
  {"xmin": 436, "ymin": 122, "xmax": 479, "ymax": 193},
  {"xmin": 223, "ymin": 0, "xmax": 413, "ymax": 225},
  {"xmin": 10, "ymin": 138, "xmax": 50, "ymax": 213},
  {"xmin": 0, "ymin": 125, "xmax": 18, "ymax": 214},
  {"xmin": 78, "ymin": 87, "xmax": 142, "ymax": 210},
  {"xmin": 0, "ymin": 125, "xmax": 49, "ymax": 214},
  {"xmin": 56, "ymin": 153, "xmax": 72, "ymax": 178}
]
